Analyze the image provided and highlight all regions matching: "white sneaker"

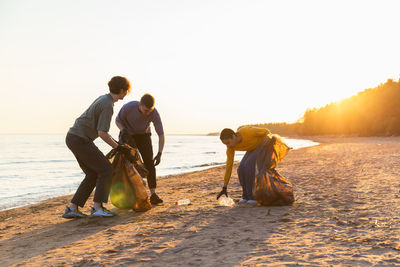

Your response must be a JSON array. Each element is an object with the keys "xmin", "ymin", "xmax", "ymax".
[
  {"xmin": 247, "ymin": 200, "xmax": 258, "ymax": 205},
  {"xmin": 238, "ymin": 199, "xmax": 248, "ymax": 204},
  {"xmin": 90, "ymin": 207, "xmax": 115, "ymax": 217}
]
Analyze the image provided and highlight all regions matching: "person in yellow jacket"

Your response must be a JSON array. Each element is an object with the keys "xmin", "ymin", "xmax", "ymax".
[{"xmin": 217, "ymin": 126, "xmax": 270, "ymax": 204}]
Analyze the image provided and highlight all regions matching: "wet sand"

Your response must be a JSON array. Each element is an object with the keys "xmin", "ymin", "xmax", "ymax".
[{"xmin": 1, "ymin": 137, "xmax": 400, "ymax": 266}]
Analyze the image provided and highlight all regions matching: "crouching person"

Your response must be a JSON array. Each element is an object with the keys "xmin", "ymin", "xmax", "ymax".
[
  {"xmin": 217, "ymin": 126, "xmax": 270, "ymax": 205},
  {"xmin": 62, "ymin": 76, "xmax": 131, "ymax": 218}
]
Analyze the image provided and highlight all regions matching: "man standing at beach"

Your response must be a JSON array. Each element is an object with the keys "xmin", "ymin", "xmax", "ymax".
[
  {"xmin": 217, "ymin": 126, "xmax": 270, "ymax": 204},
  {"xmin": 63, "ymin": 76, "xmax": 132, "ymax": 218},
  {"xmin": 116, "ymin": 93, "xmax": 165, "ymax": 205}
]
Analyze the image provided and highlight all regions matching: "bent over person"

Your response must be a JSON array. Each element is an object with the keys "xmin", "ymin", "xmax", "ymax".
[
  {"xmin": 63, "ymin": 76, "xmax": 131, "ymax": 218},
  {"xmin": 217, "ymin": 126, "xmax": 270, "ymax": 204},
  {"xmin": 116, "ymin": 93, "xmax": 165, "ymax": 205}
]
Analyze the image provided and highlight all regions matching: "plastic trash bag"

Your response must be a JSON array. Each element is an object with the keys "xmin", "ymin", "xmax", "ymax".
[
  {"xmin": 106, "ymin": 146, "xmax": 152, "ymax": 212},
  {"xmin": 254, "ymin": 134, "xmax": 294, "ymax": 206},
  {"xmin": 218, "ymin": 195, "xmax": 235, "ymax": 207}
]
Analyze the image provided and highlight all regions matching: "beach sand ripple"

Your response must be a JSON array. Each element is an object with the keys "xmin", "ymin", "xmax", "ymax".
[{"xmin": 1, "ymin": 136, "xmax": 400, "ymax": 266}]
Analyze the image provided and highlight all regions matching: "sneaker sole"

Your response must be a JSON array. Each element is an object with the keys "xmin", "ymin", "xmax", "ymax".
[
  {"xmin": 62, "ymin": 215, "xmax": 86, "ymax": 219},
  {"xmin": 90, "ymin": 213, "xmax": 115, "ymax": 217}
]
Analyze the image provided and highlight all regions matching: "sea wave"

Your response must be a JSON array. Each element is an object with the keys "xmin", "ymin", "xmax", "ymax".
[
  {"xmin": 0, "ymin": 159, "xmax": 74, "ymax": 165},
  {"xmin": 163, "ymin": 162, "xmax": 224, "ymax": 170},
  {"xmin": 191, "ymin": 162, "xmax": 224, "ymax": 168}
]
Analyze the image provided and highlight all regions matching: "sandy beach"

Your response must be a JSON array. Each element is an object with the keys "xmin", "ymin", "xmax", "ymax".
[{"xmin": 1, "ymin": 137, "xmax": 400, "ymax": 266}]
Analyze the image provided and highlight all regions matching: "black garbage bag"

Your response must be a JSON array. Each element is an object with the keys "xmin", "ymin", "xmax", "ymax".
[{"xmin": 254, "ymin": 134, "xmax": 294, "ymax": 206}]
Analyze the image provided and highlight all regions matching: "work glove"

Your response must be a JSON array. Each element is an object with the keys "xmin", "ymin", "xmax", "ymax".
[
  {"xmin": 119, "ymin": 129, "xmax": 137, "ymax": 147},
  {"xmin": 119, "ymin": 129, "xmax": 130, "ymax": 143},
  {"xmin": 153, "ymin": 152, "xmax": 162, "ymax": 166},
  {"xmin": 216, "ymin": 186, "xmax": 228, "ymax": 200},
  {"xmin": 116, "ymin": 144, "xmax": 131, "ymax": 156},
  {"xmin": 117, "ymin": 144, "xmax": 141, "ymax": 165}
]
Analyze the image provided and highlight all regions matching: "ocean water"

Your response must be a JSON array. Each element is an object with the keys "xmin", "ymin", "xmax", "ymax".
[{"xmin": 0, "ymin": 134, "xmax": 318, "ymax": 211}]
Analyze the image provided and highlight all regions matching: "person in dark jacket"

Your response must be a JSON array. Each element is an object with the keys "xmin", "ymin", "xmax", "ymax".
[
  {"xmin": 63, "ymin": 76, "xmax": 132, "ymax": 218},
  {"xmin": 116, "ymin": 93, "xmax": 165, "ymax": 205}
]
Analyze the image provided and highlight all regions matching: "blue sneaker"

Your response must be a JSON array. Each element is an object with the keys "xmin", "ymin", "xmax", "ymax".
[{"xmin": 62, "ymin": 206, "xmax": 87, "ymax": 219}]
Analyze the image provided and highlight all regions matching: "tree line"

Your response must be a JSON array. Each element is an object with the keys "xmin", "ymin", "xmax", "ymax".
[{"xmin": 242, "ymin": 78, "xmax": 400, "ymax": 136}]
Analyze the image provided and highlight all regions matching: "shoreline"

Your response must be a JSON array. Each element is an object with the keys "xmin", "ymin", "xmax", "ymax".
[
  {"xmin": 0, "ymin": 134, "xmax": 395, "ymax": 214},
  {"xmin": 0, "ymin": 135, "xmax": 389, "ymax": 213},
  {"xmin": 0, "ymin": 137, "xmax": 313, "ymax": 212},
  {"xmin": 1, "ymin": 136, "xmax": 400, "ymax": 266}
]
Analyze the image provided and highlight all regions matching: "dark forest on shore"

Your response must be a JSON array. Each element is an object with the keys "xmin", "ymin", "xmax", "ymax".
[{"xmin": 242, "ymin": 78, "xmax": 400, "ymax": 136}]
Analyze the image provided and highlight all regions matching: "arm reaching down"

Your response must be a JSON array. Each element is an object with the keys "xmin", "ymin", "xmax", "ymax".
[
  {"xmin": 153, "ymin": 134, "xmax": 165, "ymax": 166},
  {"xmin": 98, "ymin": 131, "xmax": 119, "ymax": 149}
]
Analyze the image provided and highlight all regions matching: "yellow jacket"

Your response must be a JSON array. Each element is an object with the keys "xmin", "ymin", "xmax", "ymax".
[{"xmin": 223, "ymin": 126, "xmax": 270, "ymax": 185}]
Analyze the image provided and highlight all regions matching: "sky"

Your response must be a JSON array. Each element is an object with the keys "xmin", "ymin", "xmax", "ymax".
[{"xmin": 1, "ymin": 0, "xmax": 399, "ymax": 135}]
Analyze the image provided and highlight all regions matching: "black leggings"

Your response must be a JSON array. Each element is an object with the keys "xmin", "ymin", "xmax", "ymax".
[
  {"xmin": 129, "ymin": 134, "xmax": 157, "ymax": 189},
  {"xmin": 66, "ymin": 133, "xmax": 112, "ymax": 207}
]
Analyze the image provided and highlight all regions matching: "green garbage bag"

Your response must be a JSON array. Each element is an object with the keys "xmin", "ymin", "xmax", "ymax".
[{"xmin": 107, "ymin": 146, "xmax": 152, "ymax": 212}]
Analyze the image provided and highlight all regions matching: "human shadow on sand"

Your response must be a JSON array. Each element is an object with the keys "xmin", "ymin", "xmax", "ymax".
[{"xmin": 0, "ymin": 207, "xmax": 145, "ymax": 266}]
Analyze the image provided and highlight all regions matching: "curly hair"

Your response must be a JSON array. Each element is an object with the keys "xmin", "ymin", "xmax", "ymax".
[{"xmin": 108, "ymin": 76, "xmax": 131, "ymax": 94}]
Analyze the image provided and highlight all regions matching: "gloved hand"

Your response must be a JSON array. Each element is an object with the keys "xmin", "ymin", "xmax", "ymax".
[
  {"xmin": 217, "ymin": 186, "xmax": 228, "ymax": 200},
  {"xmin": 153, "ymin": 152, "xmax": 162, "ymax": 166},
  {"xmin": 119, "ymin": 129, "xmax": 131, "ymax": 144},
  {"xmin": 116, "ymin": 144, "xmax": 131, "ymax": 156}
]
